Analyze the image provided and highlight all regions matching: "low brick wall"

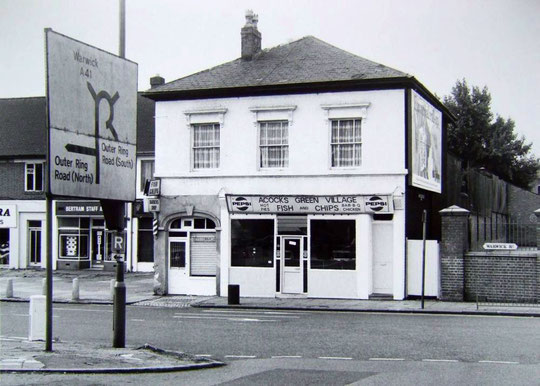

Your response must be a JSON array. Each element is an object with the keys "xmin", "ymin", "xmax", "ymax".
[{"xmin": 464, "ymin": 252, "xmax": 538, "ymax": 303}]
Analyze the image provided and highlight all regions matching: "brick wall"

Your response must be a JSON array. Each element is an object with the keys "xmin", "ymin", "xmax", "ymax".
[
  {"xmin": 464, "ymin": 253, "xmax": 537, "ymax": 303},
  {"xmin": 0, "ymin": 162, "xmax": 45, "ymax": 200}
]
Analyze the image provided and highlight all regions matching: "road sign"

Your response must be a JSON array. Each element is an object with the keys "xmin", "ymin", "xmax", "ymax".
[
  {"xmin": 111, "ymin": 232, "xmax": 125, "ymax": 254},
  {"xmin": 45, "ymin": 29, "xmax": 138, "ymax": 201},
  {"xmin": 483, "ymin": 243, "xmax": 518, "ymax": 250}
]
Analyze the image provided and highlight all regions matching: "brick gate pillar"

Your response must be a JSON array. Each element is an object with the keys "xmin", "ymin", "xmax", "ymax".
[{"xmin": 439, "ymin": 206, "xmax": 470, "ymax": 301}]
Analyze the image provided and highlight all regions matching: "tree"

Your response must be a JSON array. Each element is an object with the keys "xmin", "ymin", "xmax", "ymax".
[{"xmin": 443, "ymin": 79, "xmax": 539, "ymax": 190}]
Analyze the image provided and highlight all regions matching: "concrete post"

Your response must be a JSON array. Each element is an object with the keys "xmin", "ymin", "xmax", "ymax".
[
  {"xmin": 535, "ymin": 209, "xmax": 540, "ymax": 302},
  {"xmin": 5, "ymin": 278, "xmax": 13, "ymax": 298},
  {"xmin": 72, "ymin": 278, "xmax": 80, "ymax": 301},
  {"xmin": 29, "ymin": 295, "xmax": 46, "ymax": 341},
  {"xmin": 439, "ymin": 206, "xmax": 470, "ymax": 301},
  {"xmin": 42, "ymin": 278, "xmax": 46, "ymax": 295}
]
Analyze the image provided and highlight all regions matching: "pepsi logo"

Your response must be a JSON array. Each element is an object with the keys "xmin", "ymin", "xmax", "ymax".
[
  {"xmin": 365, "ymin": 196, "xmax": 387, "ymax": 212},
  {"xmin": 232, "ymin": 196, "xmax": 251, "ymax": 211}
]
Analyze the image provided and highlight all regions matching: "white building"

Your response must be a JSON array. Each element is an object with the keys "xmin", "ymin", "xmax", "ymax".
[{"xmin": 144, "ymin": 12, "xmax": 450, "ymax": 299}]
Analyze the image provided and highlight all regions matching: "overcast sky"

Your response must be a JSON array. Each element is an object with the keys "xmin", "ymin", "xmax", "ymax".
[{"xmin": 1, "ymin": 0, "xmax": 539, "ymax": 156}]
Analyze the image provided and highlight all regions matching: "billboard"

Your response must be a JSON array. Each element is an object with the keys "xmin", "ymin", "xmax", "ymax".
[
  {"xmin": 45, "ymin": 29, "xmax": 137, "ymax": 201},
  {"xmin": 409, "ymin": 90, "xmax": 442, "ymax": 193}
]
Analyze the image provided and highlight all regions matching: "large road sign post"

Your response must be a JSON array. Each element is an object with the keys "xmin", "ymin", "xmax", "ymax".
[{"xmin": 45, "ymin": 28, "xmax": 137, "ymax": 350}]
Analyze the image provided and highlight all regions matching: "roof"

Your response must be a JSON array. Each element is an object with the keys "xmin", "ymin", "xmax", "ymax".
[
  {"xmin": 0, "ymin": 95, "xmax": 155, "ymax": 159},
  {"xmin": 145, "ymin": 36, "xmax": 410, "ymax": 96},
  {"xmin": 0, "ymin": 97, "xmax": 47, "ymax": 158}
]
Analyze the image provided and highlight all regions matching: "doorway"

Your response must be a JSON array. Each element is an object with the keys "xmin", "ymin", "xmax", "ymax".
[
  {"xmin": 28, "ymin": 220, "xmax": 42, "ymax": 265},
  {"xmin": 281, "ymin": 236, "xmax": 303, "ymax": 294}
]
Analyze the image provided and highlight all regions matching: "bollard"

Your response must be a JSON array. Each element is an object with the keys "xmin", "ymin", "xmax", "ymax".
[
  {"xmin": 6, "ymin": 278, "xmax": 13, "ymax": 298},
  {"xmin": 228, "ymin": 284, "xmax": 240, "ymax": 305},
  {"xmin": 72, "ymin": 278, "xmax": 80, "ymax": 301},
  {"xmin": 42, "ymin": 278, "xmax": 46, "ymax": 296},
  {"xmin": 29, "ymin": 295, "xmax": 46, "ymax": 341},
  {"xmin": 110, "ymin": 279, "xmax": 115, "ymax": 301}
]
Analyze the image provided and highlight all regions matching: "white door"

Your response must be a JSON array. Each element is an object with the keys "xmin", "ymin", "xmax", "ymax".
[
  {"xmin": 168, "ymin": 239, "xmax": 187, "ymax": 294},
  {"xmin": 372, "ymin": 223, "xmax": 393, "ymax": 295},
  {"xmin": 282, "ymin": 237, "xmax": 303, "ymax": 294}
]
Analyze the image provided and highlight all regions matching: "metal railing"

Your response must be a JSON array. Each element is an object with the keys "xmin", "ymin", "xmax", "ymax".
[{"xmin": 469, "ymin": 216, "xmax": 537, "ymax": 251}]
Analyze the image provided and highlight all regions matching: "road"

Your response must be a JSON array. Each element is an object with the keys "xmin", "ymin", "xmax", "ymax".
[{"xmin": 1, "ymin": 302, "xmax": 539, "ymax": 385}]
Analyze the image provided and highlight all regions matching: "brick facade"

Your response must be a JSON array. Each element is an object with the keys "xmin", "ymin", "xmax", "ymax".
[{"xmin": 0, "ymin": 162, "xmax": 45, "ymax": 200}]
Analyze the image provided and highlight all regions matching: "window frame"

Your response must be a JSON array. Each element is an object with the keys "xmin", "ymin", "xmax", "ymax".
[
  {"xmin": 191, "ymin": 123, "xmax": 221, "ymax": 170},
  {"xmin": 25, "ymin": 162, "xmax": 44, "ymax": 192},
  {"xmin": 309, "ymin": 218, "xmax": 356, "ymax": 271},
  {"xmin": 329, "ymin": 118, "xmax": 362, "ymax": 168},
  {"xmin": 258, "ymin": 120, "xmax": 289, "ymax": 169},
  {"xmin": 230, "ymin": 215, "xmax": 276, "ymax": 268}
]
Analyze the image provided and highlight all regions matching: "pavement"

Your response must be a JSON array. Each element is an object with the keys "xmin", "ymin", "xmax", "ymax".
[{"xmin": 1, "ymin": 268, "xmax": 539, "ymax": 373}]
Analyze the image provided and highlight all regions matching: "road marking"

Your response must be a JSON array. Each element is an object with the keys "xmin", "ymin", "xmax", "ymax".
[
  {"xmin": 199, "ymin": 311, "xmax": 301, "ymax": 319},
  {"xmin": 369, "ymin": 358, "xmax": 405, "ymax": 361},
  {"xmin": 11, "ymin": 313, "xmax": 58, "ymax": 318},
  {"xmin": 422, "ymin": 359, "xmax": 459, "ymax": 363},
  {"xmin": 130, "ymin": 319, "xmax": 145, "ymax": 322},
  {"xmin": 318, "ymin": 356, "xmax": 353, "ymax": 360},
  {"xmin": 202, "ymin": 310, "xmax": 304, "ymax": 316},
  {"xmin": 479, "ymin": 360, "xmax": 519, "ymax": 364},
  {"xmin": 55, "ymin": 307, "xmax": 112, "ymax": 313},
  {"xmin": 195, "ymin": 354, "xmax": 212, "ymax": 357},
  {"xmin": 225, "ymin": 355, "xmax": 257, "ymax": 359},
  {"xmin": 173, "ymin": 315, "xmax": 278, "ymax": 322},
  {"xmin": 272, "ymin": 355, "xmax": 303, "ymax": 359}
]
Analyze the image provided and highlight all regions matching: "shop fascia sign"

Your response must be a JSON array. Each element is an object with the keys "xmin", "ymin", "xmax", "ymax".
[
  {"xmin": 143, "ymin": 198, "xmax": 160, "ymax": 213},
  {"xmin": 56, "ymin": 201, "xmax": 103, "ymax": 216},
  {"xmin": 226, "ymin": 194, "xmax": 393, "ymax": 214},
  {"xmin": 0, "ymin": 205, "xmax": 17, "ymax": 228}
]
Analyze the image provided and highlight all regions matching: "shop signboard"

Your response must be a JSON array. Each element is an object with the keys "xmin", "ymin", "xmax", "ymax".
[
  {"xmin": 143, "ymin": 198, "xmax": 160, "ymax": 212},
  {"xmin": 226, "ymin": 194, "xmax": 393, "ymax": 214},
  {"xmin": 409, "ymin": 90, "xmax": 442, "ymax": 193},
  {"xmin": 45, "ymin": 29, "xmax": 137, "ymax": 201},
  {"xmin": 0, "ymin": 205, "xmax": 17, "ymax": 228},
  {"xmin": 56, "ymin": 201, "xmax": 103, "ymax": 216}
]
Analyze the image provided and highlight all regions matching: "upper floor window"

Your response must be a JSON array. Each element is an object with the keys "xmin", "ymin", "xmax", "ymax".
[
  {"xmin": 331, "ymin": 119, "xmax": 362, "ymax": 167},
  {"xmin": 139, "ymin": 159, "xmax": 155, "ymax": 191},
  {"xmin": 25, "ymin": 163, "xmax": 43, "ymax": 192},
  {"xmin": 259, "ymin": 121, "xmax": 289, "ymax": 168},
  {"xmin": 192, "ymin": 123, "xmax": 220, "ymax": 169}
]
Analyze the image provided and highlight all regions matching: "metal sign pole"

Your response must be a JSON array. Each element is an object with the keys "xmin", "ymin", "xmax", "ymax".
[
  {"xmin": 45, "ymin": 193, "xmax": 53, "ymax": 351},
  {"xmin": 421, "ymin": 210, "xmax": 427, "ymax": 309}
]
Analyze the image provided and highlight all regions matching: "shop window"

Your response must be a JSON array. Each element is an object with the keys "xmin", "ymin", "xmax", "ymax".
[
  {"xmin": 137, "ymin": 217, "xmax": 154, "ymax": 263},
  {"xmin": 331, "ymin": 119, "xmax": 362, "ymax": 167},
  {"xmin": 25, "ymin": 162, "xmax": 44, "ymax": 192},
  {"xmin": 259, "ymin": 121, "xmax": 289, "ymax": 168},
  {"xmin": 0, "ymin": 229, "xmax": 9, "ymax": 265},
  {"xmin": 59, "ymin": 234, "xmax": 89, "ymax": 259},
  {"xmin": 231, "ymin": 219, "xmax": 274, "ymax": 267},
  {"xmin": 192, "ymin": 123, "xmax": 220, "ymax": 169},
  {"xmin": 310, "ymin": 219, "xmax": 355, "ymax": 270}
]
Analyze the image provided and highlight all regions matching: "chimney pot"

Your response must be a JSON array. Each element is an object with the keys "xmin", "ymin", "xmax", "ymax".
[
  {"xmin": 241, "ymin": 10, "xmax": 261, "ymax": 61},
  {"xmin": 150, "ymin": 75, "xmax": 165, "ymax": 88}
]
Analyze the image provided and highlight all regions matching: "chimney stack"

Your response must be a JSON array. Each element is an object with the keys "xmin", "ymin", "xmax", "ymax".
[
  {"xmin": 150, "ymin": 75, "xmax": 165, "ymax": 88},
  {"xmin": 241, "ymin": 10, "xmax": 261, "ymax": 61}
]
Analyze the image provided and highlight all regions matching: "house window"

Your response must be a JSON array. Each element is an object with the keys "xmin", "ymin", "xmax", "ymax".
[
  {"xmin": 259, "ymin": 121, "xmax": 289, "ymax": 168},
  {"xmin": 192, "ymin": 123, "xmax": 220, "ymax": 169},
  {"xmin": 25, "ymin": 163, "xmax": 43, "ymax": 191},
  {"xmin": 331, "ymin": 119, "xmax": 362, "ymax": 167},
  {"xmin": 140, "ymin": 159, "xmax": 155, "ymax": 191},
  {"xmin": 310, "ymin": 219, "xmax": 355, "ymax": 270},
  {"xmin": 231, "ymin": 219, "xmax": 274, "ymax": 267}
]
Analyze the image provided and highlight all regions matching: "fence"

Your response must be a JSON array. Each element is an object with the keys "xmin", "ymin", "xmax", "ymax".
[{"xmin": 469, "ymin": 215, "xmax": 537, "ymax": 251}]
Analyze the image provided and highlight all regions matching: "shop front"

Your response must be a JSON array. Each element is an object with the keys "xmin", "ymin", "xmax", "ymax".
[
  {"xmin": 220, "ymin": 193, "xmax": 403, "ymax": 300},
  {"xmin": 54, "ymin": 201, "xmax": 127, "ymax": 270}
]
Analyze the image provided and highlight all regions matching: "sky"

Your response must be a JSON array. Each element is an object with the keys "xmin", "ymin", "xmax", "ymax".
[{"xmin": 1, "ymin": 0, "xmax": 539, "ymax": 156}]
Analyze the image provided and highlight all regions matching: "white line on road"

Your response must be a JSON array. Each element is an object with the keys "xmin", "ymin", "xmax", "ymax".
[
  {"xmin": 197, "ymin": 311, "xmax": 300, "ymax": 318},
  {"xmin": 195, "ymin": 354, "xmax": 212, "ymax": 357},
  {"xmin": 173, "ymin": 315, "xmax": 278, "ymax": 322},
  {"xmin": 202, "ymin": 310, "xmax": 305, "ymax": 316},
  {"xmin": 369, "ymin": 358, "xmax": 405, "ymax": 361},
  {"xmin": 318, "ymin": 356, "xmax": 353, "ymax": 360},
  {"xmin": 11, "ymin": 313, "xmax": 58, "ymax": 318},
  {"xmin": 55, "ymin": 308, "xmax": 112, "ymax": 313},
  {"xmin": 479, "ymin": 360, "xmax": 519, "ymax": 364},
  {"xmin": 422, "ymin": 359, "xmax": 459, "ymax": 363},
  {"xmin": 271, "ymin": 355, "xmax": 303, "ymax": 359},
  {"xmin": 130, "ymin": 319, "xmax": 145, "ymax": 322},
  {"xmin": 225, "ymin": 355, "xmax": 257, "ymax": 359}
]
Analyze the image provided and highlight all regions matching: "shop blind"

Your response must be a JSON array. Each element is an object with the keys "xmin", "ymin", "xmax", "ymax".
[
  {"xmin": 277, "ymin": 216, "xmax": 307, "ymax": 235},
  {"xmin": 190, "ymin": 233, "xmax": 217, "ymax": 276}
]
